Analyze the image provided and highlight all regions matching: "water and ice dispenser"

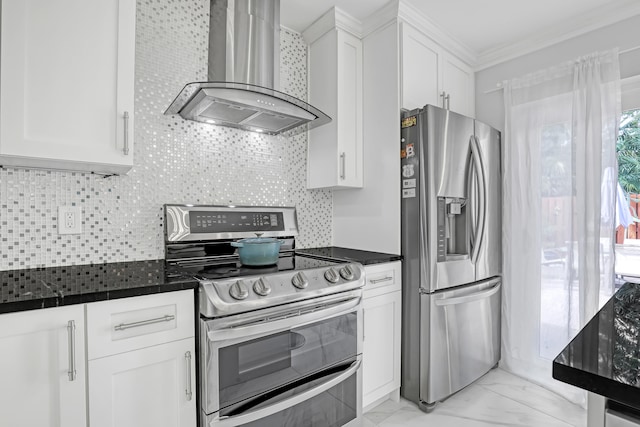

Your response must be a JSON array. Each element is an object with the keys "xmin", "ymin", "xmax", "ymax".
[{"xmin": 437, "ymin": 197, "xmax": 469, "ymax": 262}]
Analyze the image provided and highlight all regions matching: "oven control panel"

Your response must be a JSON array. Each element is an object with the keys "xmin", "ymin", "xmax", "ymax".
[
  {"xmin": 165, "ymin": 204, "xmax": 298, "ymax": 242},
  {"xmin": 199, "ymin": 263, "xmax": 366, "ymax": 318}
]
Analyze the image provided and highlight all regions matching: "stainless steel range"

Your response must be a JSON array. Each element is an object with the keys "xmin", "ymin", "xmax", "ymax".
[{"xmin": 164, "ymin": 205, "xmax": 364, "ymax": 427}]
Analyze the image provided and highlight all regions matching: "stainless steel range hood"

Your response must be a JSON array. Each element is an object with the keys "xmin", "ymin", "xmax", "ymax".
[{"xmin": 165, "ymin": 0, "xmax": 330, "ymax": 135}]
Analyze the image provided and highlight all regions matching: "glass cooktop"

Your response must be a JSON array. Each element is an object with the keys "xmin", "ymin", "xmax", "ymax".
[{"xmin": 172, "ymin": 254, "xmax": 344, "ymax": 281}]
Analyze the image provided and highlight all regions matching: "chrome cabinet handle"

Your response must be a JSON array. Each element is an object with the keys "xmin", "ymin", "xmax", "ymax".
[
  {"xmin": 440, "ymin": 91, "xmax": 450, "ymax": 110},
  {"xmin": 340, "ymin": 152, "xmax": 346, "ymax": 180},
  {"xmin": 123, "ymin": 111, "xmax": 130, "ymax": 155},
  {"xmin": 113, "ymin": 314, "xmax": 175, "ymax": 331},
  {"xmin": 370, "ymin": 276, "xmax": 393, "ymax": 284},
  {"xmin": 362, "ymin": 308, "xmax": 365, "ymax": 342},
  {"xmin": 185, "ymin": 351, "xmax": 193, "ymax": 401},
  {"xmin": 440, "ymin": 91, "xmax": 451, "ymax": 110},
  {"xmin": 67, "ymin": 320, "xmax": 77, "ymax": 381}
]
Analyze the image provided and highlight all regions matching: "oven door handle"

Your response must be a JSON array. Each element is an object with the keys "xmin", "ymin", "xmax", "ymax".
[
  {"xmin": 208, "ymin": 296, "xmax": 361, "ymax": 342},
  {"xmin": 210, "ymin": 358, "xmax": 361, "ymax": 427}
]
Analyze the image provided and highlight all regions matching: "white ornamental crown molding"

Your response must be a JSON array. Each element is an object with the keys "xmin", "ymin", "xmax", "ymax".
[
  {"xmin": 475, "ymin": 0, "xmax": 640, "ymax": 71},
  {"xmin": 361, "ymin": 0, "xmax": 400, "ymax": 37},
  {"xmin": 396, "ymin": 0, "xmax": 477, "ymax": 66},
  {"xmin": 302, "ymin": 6, "xmax": 363, "ymax": 44},
  {"xmin": 361, "ymin": 0, "xmax": 477, "ymax": 66}
]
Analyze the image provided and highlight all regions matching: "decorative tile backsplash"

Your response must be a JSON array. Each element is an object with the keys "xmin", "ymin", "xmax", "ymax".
[{"xmin": 0, "ymin": 0, "xmax": 332, "ymax": 271}]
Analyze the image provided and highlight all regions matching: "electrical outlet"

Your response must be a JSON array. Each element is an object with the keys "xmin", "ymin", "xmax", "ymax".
[{"xmin": 58, "ymin": 206, "xmax": 82, "ymax": 235}]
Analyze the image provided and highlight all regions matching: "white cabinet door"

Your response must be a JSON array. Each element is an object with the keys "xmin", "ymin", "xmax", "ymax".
[
  {"xmin": 400, "ymin": 22, "xmax": 474, "ymax": 117},
  {"xmin": 362, "ymin": 290, "xmax": 402, "ymax": 408},
  {"xmin": 306, "ymin": 17, "xmax": 363, "ymax": 189},
  {"xmin": 88, "ymin": 338, "xmax": 196, "ymax": 427},
  {"xmin": 401, "ymin": 23, "xmax": 441, "ymax": 111},
  {"xmin": 0, "ymin": 0, "xmax": 136, "ymax": 174},
  {"xmin": 441, "ymin": 53, "xmax": 475, "ymax": 118},
  {"xmin": 0, "ymin": 305, "xmax": 87, "ymax": 427}
]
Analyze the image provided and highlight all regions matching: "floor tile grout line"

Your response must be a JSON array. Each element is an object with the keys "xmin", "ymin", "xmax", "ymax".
[
  {"xmin": 476, "ymin": 383, "xmax": 579, "ymax": 427},
  {"xmin": 363, "ymin": 406, "xmax": 397, "ymax": 426}
]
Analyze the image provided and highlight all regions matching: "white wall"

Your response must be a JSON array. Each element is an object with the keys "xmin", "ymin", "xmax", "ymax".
[{"xmin": 475, "ymin": 15, "xmax": 640, "ymax": 131}]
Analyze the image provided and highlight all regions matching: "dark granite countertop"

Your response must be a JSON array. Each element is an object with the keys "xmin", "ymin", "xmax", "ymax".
[
  {"xmin": 0, "ymin": 260, "xmax": 198, "ymax": 314},
  {"xmin": 297, "ymin": 247, "xmax": 402, "ymax": 266},
  {"xmin": 553, "ymin": 282, "xmax": 640, "ymax": 409}
]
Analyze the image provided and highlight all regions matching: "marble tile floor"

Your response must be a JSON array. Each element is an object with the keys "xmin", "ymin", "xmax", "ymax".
[{"xmin": 363, "ymin": 368, "xmax": 586, "ymax": 427}]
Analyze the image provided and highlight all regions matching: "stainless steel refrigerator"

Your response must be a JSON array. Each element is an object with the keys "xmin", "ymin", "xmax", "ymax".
[{"xmin": 400, "ymin": 105, "xmax": 502, "ymax": 411}]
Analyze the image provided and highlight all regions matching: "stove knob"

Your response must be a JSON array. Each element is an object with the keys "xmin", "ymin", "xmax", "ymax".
[
  {"xmin": 339, "ymin": 264, "xmax": 355, "ymax": 281},
  {"xmin": 253, "ymin": 278, "xmax": 272, "ymax": 296},
  {"xmin": 291, "ymin": 272, "xmax": 309, "ymax": 289},
  {"xmin": 229, "ymin": 280, "xmax": 249, "ymax": 300},
  {"xmin": 324, "ymin": 268, "xmax": 340, "ymax": 284}
]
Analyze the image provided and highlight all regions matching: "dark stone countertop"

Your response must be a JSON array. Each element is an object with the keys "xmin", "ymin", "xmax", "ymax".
[
  {"xmin": 0, "ymin": 260, "xmax": 198, "ymax": 314},
  {"xmin": 553, "ymin": 282, "xmax": 640, "ymax": 409},
  {"xmin": 296, "ymin": 247, "xmax": 402, "ymax": 266}
]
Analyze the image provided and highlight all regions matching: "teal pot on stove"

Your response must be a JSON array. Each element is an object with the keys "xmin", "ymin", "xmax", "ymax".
[{"xmin": 231, "ymin": 235, "xmax": 282, "ymax": 266}]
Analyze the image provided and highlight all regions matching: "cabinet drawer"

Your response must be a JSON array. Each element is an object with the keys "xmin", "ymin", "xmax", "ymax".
[
  {"xmin": 87, "ymin": 290, "xmax": 194, "ymax": 360},
  {"xmin": 364, "ymin": 261, "xmax": 402, "ymax": 296}
]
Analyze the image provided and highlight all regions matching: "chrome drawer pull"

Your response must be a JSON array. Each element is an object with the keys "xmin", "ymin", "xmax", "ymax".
[
  {"xmin": 370, "ymin": 276, "xmax": 393, "ymax": 284},
  {"xmin": 113, "ymin": 314, "xmax": 176, "ymax": 331},
  {"xmin": 67, "ymin": 320, "xmax": 77, "ymax": 381},
  {"xmin": 185, "ymin": 351, "xmax": 193, "ymax": 401}
]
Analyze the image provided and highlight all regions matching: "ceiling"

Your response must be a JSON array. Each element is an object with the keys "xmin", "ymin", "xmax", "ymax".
[{"xmin": 280, "ymin": 0, "xmax": 640, "ymax": 66}]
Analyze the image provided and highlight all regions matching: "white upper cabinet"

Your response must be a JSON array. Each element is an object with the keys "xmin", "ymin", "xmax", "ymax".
[
  {"xmin": 0, "ymin": 0, "xmax": 136, "ymax": 174},
  {"xmin": 441, "ymin": 53, "xmax": 475, "ymax": 117},
  {"xmin": 401, "ymin": 24, "xmax": 441, "ymax": 112},
  {"xmin": 400, "ymin": 22, "xmax": 475, "ymax": 117},
  {"xmin": 305, "ymin": 9, "xmax": 364, "ymax": 189}
]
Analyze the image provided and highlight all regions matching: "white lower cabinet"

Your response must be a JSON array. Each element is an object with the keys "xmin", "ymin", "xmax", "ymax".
[
  {"xmin": 362, "ymin": 261, "xmax": 402, "ymax": 409},
  {"xmin": 0, "ymin": 305, "xmax": 87, "ymax": 427},
  {"xmin": 0, "ymin": 289, "xmax": 195, "ymax": 427},
  {"xmin": 86, "ymin": 290, "xmax": 196, "ymax": 427},
  {"xmin": 88, "ymin": 338, "xmax": 196, "ymax": 427}
]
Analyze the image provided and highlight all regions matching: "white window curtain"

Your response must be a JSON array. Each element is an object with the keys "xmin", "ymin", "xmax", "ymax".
[{"xmin": 502, "ymin": 49, "xmax": 621, "ymax": 404}]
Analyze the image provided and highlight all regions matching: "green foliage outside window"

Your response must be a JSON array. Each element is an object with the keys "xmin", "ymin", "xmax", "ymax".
[{"xmin": 617, "ymin": 110, "xmax": 640, "ymax": 194}]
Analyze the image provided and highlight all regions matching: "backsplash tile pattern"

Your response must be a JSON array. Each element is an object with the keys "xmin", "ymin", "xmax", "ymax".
[{"xmin": 0, "ymin": 0, "xmax": 332, "ymax": 271}]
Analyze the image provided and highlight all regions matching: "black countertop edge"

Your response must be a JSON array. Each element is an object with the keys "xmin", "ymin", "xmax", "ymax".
[
  {"xmin": 552, "ymin": 281, "xmax": 640, "ymax": 409},
  {"xmin": 552, "ymin": 362, "xmax": 640, "ymax": 409},
  {"xmin": 0, "ymin": 259, "xmax": 199, "ymax": 315},
  {"xmin": 297, "ymin": 247, "xmax": 403, "ymax": 265}
]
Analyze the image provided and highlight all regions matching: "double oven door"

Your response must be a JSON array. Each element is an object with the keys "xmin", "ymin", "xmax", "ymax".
[{"xmin": 200, "ymin": 290, "xmax": 363, "ymax": 427}]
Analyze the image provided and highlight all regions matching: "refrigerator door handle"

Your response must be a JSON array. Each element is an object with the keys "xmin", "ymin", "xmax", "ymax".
[
  {"xmin": 468, "ymin": 138, "xmax": 478, "ymax": 247},
  {"xmin": 470, "ymin": 135, "xmax": 487, "ymax": 264},
  {"xmin": 434, "ymin": 282, "xmax": 501, "ymax": 306}
]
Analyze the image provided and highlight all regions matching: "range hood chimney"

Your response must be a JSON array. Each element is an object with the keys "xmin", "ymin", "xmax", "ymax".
[{"xmin": 165, "ymin": 0, "xmax": 330, "ymax": 135}]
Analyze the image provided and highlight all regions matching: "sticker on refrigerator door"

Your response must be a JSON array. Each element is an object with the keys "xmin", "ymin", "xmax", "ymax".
[
  {"xmin": 402, "ymin": 188, "xmax": 416, "ymax": 198},
  {"xmin": 402, "ymin": 164, "xmax": 415, "ymax": 178},
  {"xmin": 403, "ymin": 179, "xmax": 416, "ymax": 188},
  {"xmin": 405, "ymin": 143, "xmax": 415, "ymax": 158},
  {"xmin": 401, "ymin": 116, "xmax": 417, "ymax": 128}
]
